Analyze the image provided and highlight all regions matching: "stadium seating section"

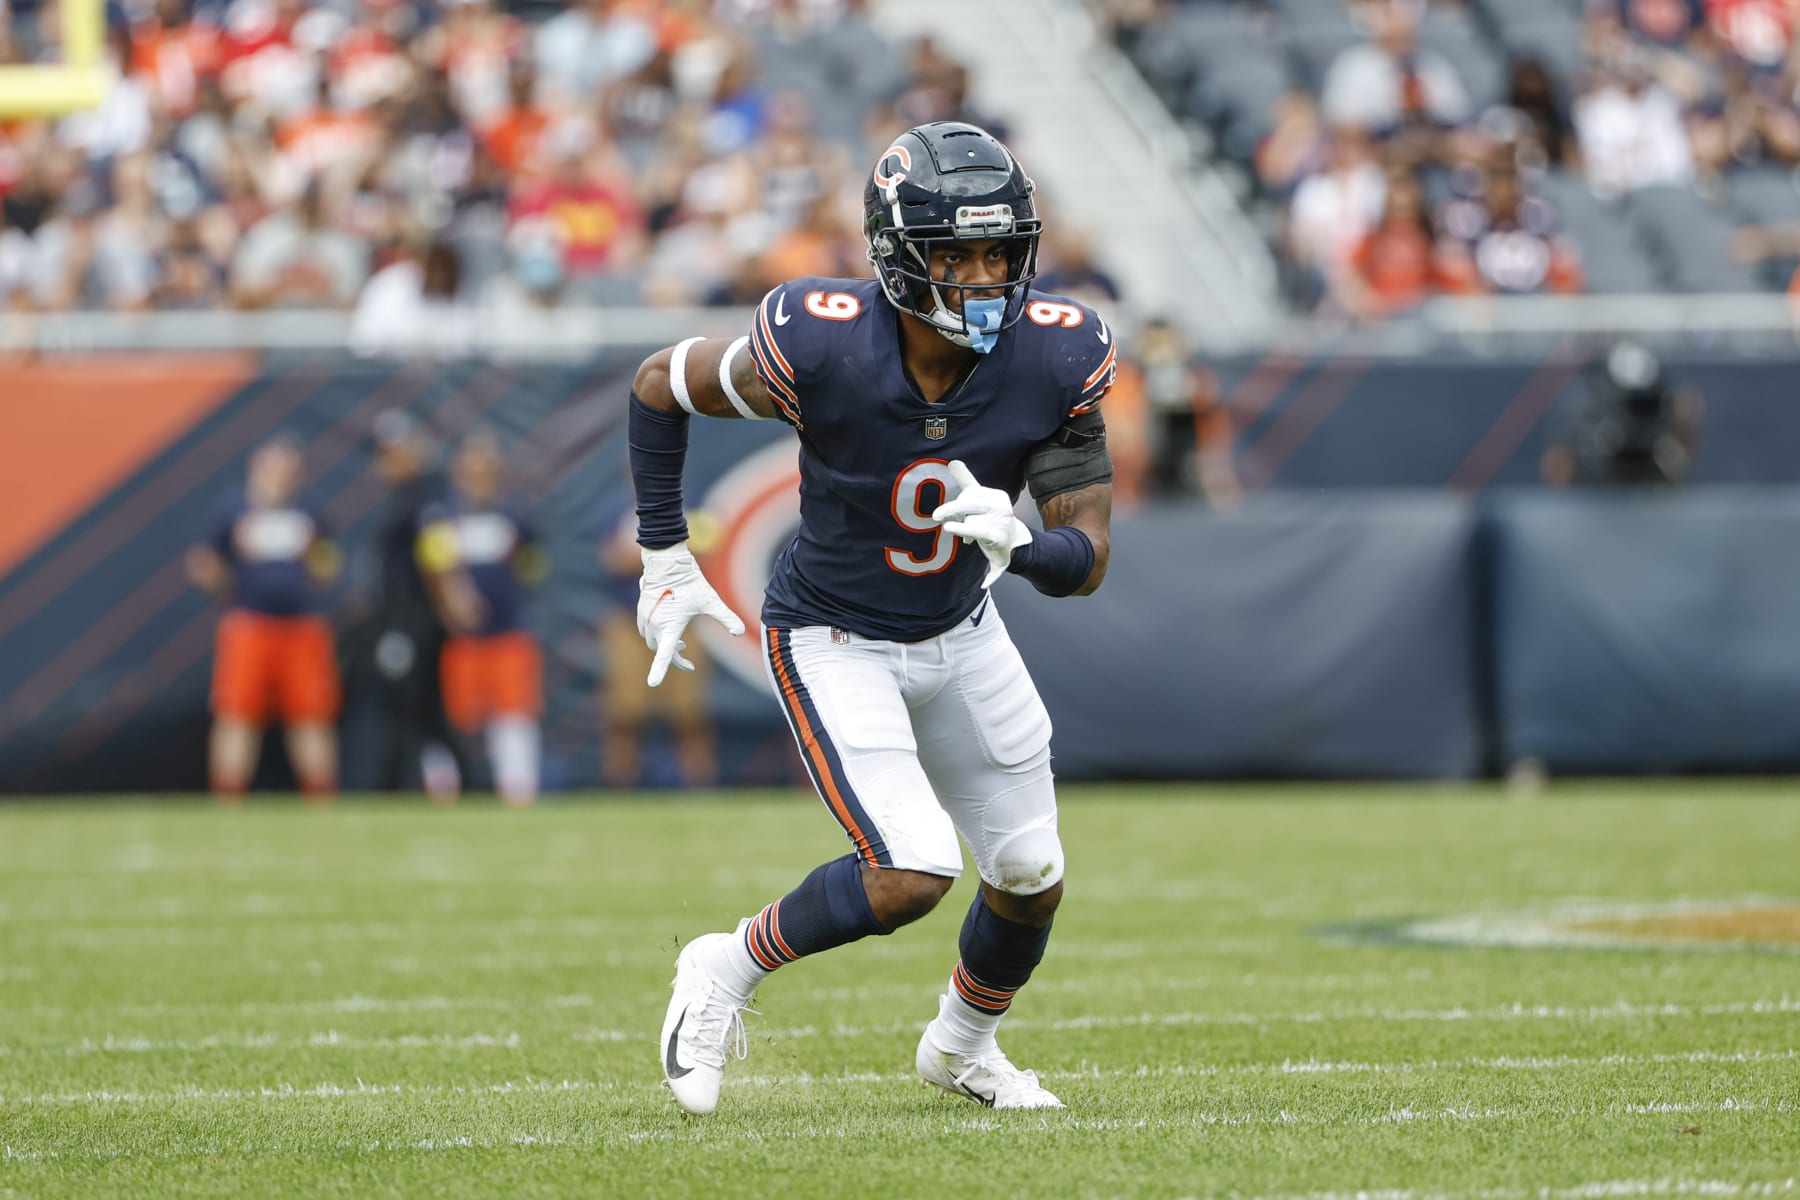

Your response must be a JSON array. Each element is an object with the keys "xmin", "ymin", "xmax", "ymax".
[
  {"xmin": 0, "ymin": 0, "xmax": 946, "ymax": 320},
  {"xmin": 1103, "ymin": 0, "xmax": 1800, "ymax": 310}
]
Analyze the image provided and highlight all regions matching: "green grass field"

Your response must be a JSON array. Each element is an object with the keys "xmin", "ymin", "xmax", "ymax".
[{"xmin": 2, "ymin": 783, "xmax": 1797, "ymax": 1199}]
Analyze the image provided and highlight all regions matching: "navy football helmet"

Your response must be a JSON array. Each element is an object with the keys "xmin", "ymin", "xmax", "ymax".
[{"xmin": 863, "ymin": 122, "xmax": 1041, "ymax": 349}]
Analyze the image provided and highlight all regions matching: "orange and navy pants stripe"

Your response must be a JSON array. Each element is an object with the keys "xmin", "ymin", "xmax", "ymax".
[
  {"xmin": 765, "ymin": 627, "xmax": 892, "ymax": 868},
  {"xmin": 952, "ymin": 961, "xmax": 1022, "ymax": 1015}
]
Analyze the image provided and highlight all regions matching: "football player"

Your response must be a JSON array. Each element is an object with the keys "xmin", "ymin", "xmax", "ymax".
[
  {"xmin": 635, "ymin": 122, "xmax": 1114, "ymax": 1113},
  {"xmin": 419, "ymin": 430, "xmax": 547, "ymax": 807},
  {"xmin": 188, "ymin": 436, "xmax": 342, "ymax": 803}
]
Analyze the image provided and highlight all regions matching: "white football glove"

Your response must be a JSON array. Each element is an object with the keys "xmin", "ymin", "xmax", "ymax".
[
  {"xmin": 637, "ymin": 541, "xmax": 746, "ymax": 687},
  {"xmin": 931, "ymin": 460, "xmax": 1032, "ymax": 588}
]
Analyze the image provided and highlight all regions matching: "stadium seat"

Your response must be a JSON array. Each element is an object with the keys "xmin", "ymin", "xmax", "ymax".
[
  {"xmin": 1725, "ymin": 167, "xmax": 1800, "ymax": 289},
  {"xmin": 1728, "ymin": 165, "xmax": 1800, "ymax": 225},
  {"xmin": 1468, "ymin": 0, "xmax": 1576, "ymax": 32},
  {"xmin": 1187, "ymin": 52, "xmax": 1293, "ymax": 159},
  {"xmin": 1419, "ymin": 8, "xmax": 1506, "ymax": 112},
  {"xmin": 1494, "ymin": 19, "xmax": 1590, "ymax": 96},
  {"xmin": 1264, "ymin": 0, "xmax": 1357, "ymax": 34},
  {"xmin": 1536, "ymin": 169, "xmax": 1664, "ymax": 293},
  {"xmin": 1286, "ymin": 25, "xmax": 1364, "ymax": 91},
  {"xmin": 1627, "ymin": 185, "xmax": 1765, "ymax": 292}
]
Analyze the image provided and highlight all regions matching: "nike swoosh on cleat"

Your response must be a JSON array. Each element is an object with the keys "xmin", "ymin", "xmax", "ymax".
[
  {"xmin": 774, "ymin": 293, "xmax": 791, "ymax": 325},
  {"xmin": 957, "ymin": 1081, "xmax": 996, "ymax": 1107},
  {"xmin": 665, "ymin": 1013, "xmax": 694, "ymax": 1079}
]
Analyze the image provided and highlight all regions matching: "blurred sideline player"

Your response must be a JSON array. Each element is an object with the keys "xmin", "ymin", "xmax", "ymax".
[
  {"xmin": 419, "ymin": 430, "xmax": 547, "ymax": 807},
  {"xmin": 368, "ymin": 411, "xmax": 463, "ymax": 801},
  {"xmin": 187, "ymin": 436, "xmax": 342, "ymax": 803},
  {"xmin": 635, "ymin": 122, "xmax": 1115, "ymax": 1113},
  {"xmin": 597, "ymin": 508, "xmax": 719, "ymax": 789}
]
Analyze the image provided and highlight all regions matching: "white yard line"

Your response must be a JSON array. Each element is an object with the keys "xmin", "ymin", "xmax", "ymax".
[
  {"xmin": 2, "ymin": 971, "xmax": 1459, "ymax": 1020},
  {"xmin": 15, "ymin": 996, "xmax": 1797, "ymax": 1057},
  {"xmin": 5, "ymin": 1048, "xmax": 1794, "ymax": 1107},
  {"xmin": 1, "ymin": 1079, "xmax": 617, "ymax": 1107},
  {"xmin": 734, "ymin": 996, "xmax": 1800, "ymax": 1043},
  {"xmin": 1245, "ymin": 1180, "xmax": 1800, "ymax": 1200},
  {"xmin": 34, "ymin": 1031, "xmax": 532, "ymax": 1055}
]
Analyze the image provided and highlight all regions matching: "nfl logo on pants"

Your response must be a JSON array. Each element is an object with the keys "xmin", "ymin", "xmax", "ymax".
[{"xmin": 925, "ymin": 416, "xmax": 948, "ymax": 440}]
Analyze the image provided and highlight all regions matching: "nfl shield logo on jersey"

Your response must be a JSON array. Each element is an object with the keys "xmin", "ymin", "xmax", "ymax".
[{"xmin": 924, "ymin": 416, "xmax": 948, "ymax": 440}]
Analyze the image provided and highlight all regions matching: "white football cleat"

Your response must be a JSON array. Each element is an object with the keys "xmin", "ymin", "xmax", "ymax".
[
  {"xmin": 916, "ymin": 1003, "xmax": 1064, "ymax": 1110},
  {"xmin": 659, "ymin": 932, "xmax": 752, "ymax": 1115}
]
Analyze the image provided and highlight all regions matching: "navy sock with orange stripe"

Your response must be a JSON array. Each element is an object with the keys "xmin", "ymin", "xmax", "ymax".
[
  {"xmin": 705, "ymin": 855, "xmax": 887, "ymax": 1001},
  {"xmin": 935, "ymin": 893, "xmax": 1053, "ymax": 1052}
]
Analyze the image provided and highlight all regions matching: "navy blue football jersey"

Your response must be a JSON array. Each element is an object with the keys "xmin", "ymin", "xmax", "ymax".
[
  {"xmin": 421, "ymin": 495, "xmax": 539, "ymax": 637},
  {"xmin": 207, "ymin": 492, "xmax": 329, "ymax": 617},
  {"xmin": 747, "ymin": 276, "xmax": 1115, "ymax": 641}
]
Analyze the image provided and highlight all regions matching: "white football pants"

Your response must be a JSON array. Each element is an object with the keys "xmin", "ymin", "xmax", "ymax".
[{"xmin": 762, "ymin": 600, "xmax": 1063, "ymax": 892}]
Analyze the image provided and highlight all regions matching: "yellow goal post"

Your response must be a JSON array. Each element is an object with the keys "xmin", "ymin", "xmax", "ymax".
[{"xmin": 0, "ymin": 0, "xmax": 110, "ymax": 117}]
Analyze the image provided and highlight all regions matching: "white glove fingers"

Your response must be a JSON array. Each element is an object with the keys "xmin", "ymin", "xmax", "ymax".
[
  {"xmin": 647, "ymin": 631, "xmax": 681, "ymax": 687},
  {"xmin": 703, "ymin": 594, "xmax": 747, "ymax": 636},
  {"xmin": 947, "ymin": 459, "xmax": 980, "ymax": 494}
]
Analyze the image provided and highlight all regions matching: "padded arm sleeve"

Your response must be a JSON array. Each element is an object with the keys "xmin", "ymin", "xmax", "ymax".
[{"xmin": 1022, "ymin": 411, "xmax": 1112, "ymax": 503}]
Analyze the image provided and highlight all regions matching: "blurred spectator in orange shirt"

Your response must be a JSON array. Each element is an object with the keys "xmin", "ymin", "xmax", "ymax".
[
  {"xmin": 758, "ymin": 191, "xmax": 863, "ymax": 290},
  {"xmin": 482, "ymin": 61, "xmax": 549, "ymax": 174},
  {"xmin": 130, "ymin": 0, "xmax": 221, "ymax": 119},
  {"xmin": 1332, "ymin": 171, "xmax": 1461, "ymax": 319},
  {"xmin": 278, "ymin": 74, "xmax": 380, "ymax": 185}
]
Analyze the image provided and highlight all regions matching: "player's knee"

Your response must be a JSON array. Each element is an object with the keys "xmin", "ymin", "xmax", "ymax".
[{"xmin": 990, "ymin": 826, "xmax": 1064, "ymax": 897}]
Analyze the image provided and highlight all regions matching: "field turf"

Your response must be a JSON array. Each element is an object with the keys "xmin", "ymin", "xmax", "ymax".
[{"xmin": 2, "ymin": 783, "xmax": 1797, "ymax": 1199}]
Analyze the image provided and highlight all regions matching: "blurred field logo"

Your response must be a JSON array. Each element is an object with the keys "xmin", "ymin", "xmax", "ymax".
[
  {"xmin": 691, "ymin": 442, "xmax": 804, "ymax": 689},
  {"xmin": 1342, "ymin": 898, "xmax": 1800, "ymax": 954}
]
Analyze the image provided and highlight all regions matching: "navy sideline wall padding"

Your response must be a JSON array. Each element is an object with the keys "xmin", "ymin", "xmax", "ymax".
[
  {"xmin": 1486, "ymin": 488, "xmax": 1800, "ymax": 773},
  {"xmin": 1000, "ymin": 495, "xmax": 1484, "ymax": 780}
]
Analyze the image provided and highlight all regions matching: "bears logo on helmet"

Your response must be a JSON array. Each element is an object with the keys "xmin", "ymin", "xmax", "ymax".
[{"xmin": 872, "ymin": 143, "xmax": 912, "ymax": 198}]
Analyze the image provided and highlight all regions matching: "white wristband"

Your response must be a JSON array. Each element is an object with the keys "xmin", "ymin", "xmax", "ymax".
[
  {"xmin": 669, "ymin": 336, "xmax": 703, "ymax": 416},
  {"xmin": 717, "ymin": 336, "xmax": 763, "ymax": 420}
]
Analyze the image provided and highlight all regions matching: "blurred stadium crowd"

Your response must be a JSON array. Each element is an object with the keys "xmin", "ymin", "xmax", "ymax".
[
  {"xmin": 0, "ymin": 0, "xmax": 1020, "ymax": 328},
  {"xmin": 1099, "ymin": 0, "xmax": 1800, "ymax": 316},
  {"xmin": 0, "ymin": 0, "xmax": 1240, "ymax": 499}
]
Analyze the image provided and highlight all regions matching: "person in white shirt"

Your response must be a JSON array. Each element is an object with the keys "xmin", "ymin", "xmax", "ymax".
[
  {"xmin": 1321, "ymin": 0, "xmax": 1471, "ymax": 134},
  {"xmin": 350, "ymin": 240, "xmax": 477, "ymax": 358},
  {"xmin": 1573, "ymin": 49, "xmax": 1697, "ymax": 196},
  {"xmin": 1288, "ymin": 125, "xmax": 1388, "ymax": 288}
]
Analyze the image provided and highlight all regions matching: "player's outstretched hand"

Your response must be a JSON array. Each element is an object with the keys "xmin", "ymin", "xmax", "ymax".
[
  {"xmin": 932, "ymin": 460, "xmax": 1033, "ymax": 589},
  {"xmin": 637, "ymin": 542, "xmax": 746, "ymax": 687}
]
